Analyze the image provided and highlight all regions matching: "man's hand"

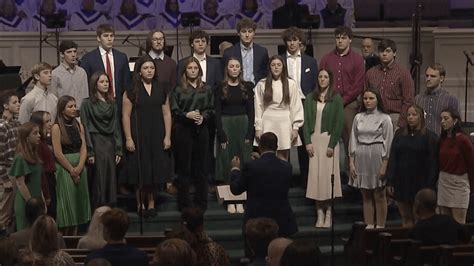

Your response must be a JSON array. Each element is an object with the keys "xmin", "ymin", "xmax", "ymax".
[{"xmin": 231, "ymin": 156, "xmax": 241, "ymax": 169}]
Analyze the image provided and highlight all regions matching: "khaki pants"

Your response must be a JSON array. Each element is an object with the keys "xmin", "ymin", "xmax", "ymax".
[{"xmin": 0, "ymin": 180, "xmax": 15, "ymax": 230}]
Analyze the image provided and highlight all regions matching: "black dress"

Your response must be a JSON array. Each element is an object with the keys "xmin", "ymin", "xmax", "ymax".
[
  {"xmin": 387, "ymin": 128, "xmax": 439, "ymax": 202},
  {"xmin": 122, "ymin": 80, "xmax": 171, "ymax": 191}
]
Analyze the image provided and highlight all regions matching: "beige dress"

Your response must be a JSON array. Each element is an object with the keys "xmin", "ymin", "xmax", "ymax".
[
  {"xmin": 306, "ymin": 102, "xmax": 342, "ymax": 201},
  {"xmin": 254, "ymin": 79, "xmax": 304, "ymax": 150}
]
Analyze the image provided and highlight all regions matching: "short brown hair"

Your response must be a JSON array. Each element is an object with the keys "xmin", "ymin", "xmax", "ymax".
[
  {"xmin": 281, "ymin": 27, "xmax": 306, "ymax": 44},
  {"xmin": 334, "ymin": 26, "xmax": 353, "ymax": 39},
  {"xmin": 426, "ymin": 63, "xmax": 446, "ymax": 77},
  {"xmin": 96, "ymin": 24, "xmax": 115, "ymax": 36},
  {"xmin": 188, "ymin": 30, "xmax": 209, "ymax": 46},
  {"xmin": 154, "ymin": 238, "xmax": 197, "ymax": 266},
  {"xmin": 237, "ymin": 18, "xmax": 257, "ymax": 32},
  {"xmin": 101, "ymin": 208, "xmax": 129, "ymax": 241},
  {"xmin": 31, "ymin": 62, "xmax": 52, "ymax": 83},
  {"xmin": 245, "ymin": 218, "xmax": 279, "ymax": 257}
]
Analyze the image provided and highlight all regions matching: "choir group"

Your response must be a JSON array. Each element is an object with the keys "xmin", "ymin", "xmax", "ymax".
[{"xmin": 0, "ymin": 16, "xmax": 473, "ymax": 238}]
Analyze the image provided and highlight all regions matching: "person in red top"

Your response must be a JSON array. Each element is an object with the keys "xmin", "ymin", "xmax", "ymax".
[
  {"xmin": 319, "ymin": 26, "xmax": 365, "ymax": 159},
  {"xmin": 365, "ymin": 39, "xmax": 415, "ymax": 128},
  {"xmin": 437, "ymin": 108, "xmax": 474, "ymax": 224}
]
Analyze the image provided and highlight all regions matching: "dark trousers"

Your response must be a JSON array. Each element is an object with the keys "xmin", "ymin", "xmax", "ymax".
[
  {"xmin": 296, "ymin": 127, "xmax": 309, "ymax": 187},
  {"xmin": 173, "ymin": 123, "xmax": 209, "ymax": 211}
]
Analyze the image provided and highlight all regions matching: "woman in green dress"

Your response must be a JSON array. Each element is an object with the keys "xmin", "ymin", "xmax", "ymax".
[
  {"xmin": 9, "ymin": 122, "xmax": 42, "ymax": 231},
  {"xmin": 81, "ymin": 71, "xmax": 122, "ymax": 209},
  {"xmin": 52, "ymin": 95, "xmax": 91, "ymax": 235}
]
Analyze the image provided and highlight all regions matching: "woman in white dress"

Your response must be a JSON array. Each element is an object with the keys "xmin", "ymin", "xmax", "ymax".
[
  {"xmin": 349, "ymin": 88, "xmax": 393, "ymax": 228},
  {"xmin": 303, "ymin": 69, "xmax": 344, "ymax": 228},
  {"xmin": 254, "ymin": 55, "xmax": 304, "ymax": 161}
]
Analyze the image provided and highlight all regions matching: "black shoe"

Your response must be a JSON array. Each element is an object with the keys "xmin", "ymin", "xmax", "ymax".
[{"xmin": 148, "ymin": 208, "xmax": 157, "ymax": 218}]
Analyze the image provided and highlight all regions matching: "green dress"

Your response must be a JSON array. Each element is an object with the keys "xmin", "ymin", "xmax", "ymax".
[{"xmin": 9, "ymin": 155, "xmax": 42, "ymax": 231}]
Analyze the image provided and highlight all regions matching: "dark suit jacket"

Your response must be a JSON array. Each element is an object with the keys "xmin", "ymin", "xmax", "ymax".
[
  {"xmin": 230, "ymin": 152, "xmax": 298, "ymax": 236},
  {"xmin": 177, "ymin": 55, "xmax": 222, "ymax": 92},
  {"xmin": 281, "ymin": 53, "xmax": 318, "ymax": 96},
  {"xmin": 222, "ymin": 42, "xmax": 269, "ymax": 86},
  {"xmin": 364, "ymin": 54, "xmax": 381, "ymax": 71},
  {"xmin": 272, "ymin": 3, "xmax": 310, "ymax": 29},
  {"xmin": 80, "ymin": 47, "xmax": 131, "ymax": 111},
  {"xmin": 85, "ymin": 243, "xmax": 149, "ymax": 266}
]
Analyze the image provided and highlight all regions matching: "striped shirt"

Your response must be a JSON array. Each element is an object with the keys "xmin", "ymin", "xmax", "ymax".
[
  {"xmin": 366, "ymin": 61, "xmax": 414, "ymax": 128},
  {"xmin": 319, "ymin": 48, "xmax": 365, "ymax": 106},
  {"xmin": 415, "ymin": 87, "xmax": 460, "ymax": 136},
  {"xmin": 0, "ymin": 117, "xmax": 20, "ymax": 184}
]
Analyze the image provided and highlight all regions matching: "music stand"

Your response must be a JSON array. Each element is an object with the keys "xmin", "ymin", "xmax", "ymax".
[
  {"xmin": 44, "ymin": 13, "xmax": 66, "ymax": 65},
  {"xmin": 300, "ymin": 15, "xmax": 320, "ymax": 57},
  {"xmin": 0, "ymin": 66, "xmax": 22, "ymax": 92}
]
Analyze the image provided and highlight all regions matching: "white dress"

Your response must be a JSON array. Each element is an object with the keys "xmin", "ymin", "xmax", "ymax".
[
  {"xmin": 254, "ymin": 79, "xmax": 304, "ymax": 150},
  {"xmin": 306, "ymin": 101, "xmax": 342, "ymax": 201}
]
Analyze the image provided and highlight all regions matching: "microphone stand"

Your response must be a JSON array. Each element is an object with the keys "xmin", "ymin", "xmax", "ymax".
[
  {"xmin": 122, "ymin": 36, "xmax": 143, "ymax": 56},
  {"xmin": 463, "ymin": 51, "xmax": 473, "ymax": 122}
]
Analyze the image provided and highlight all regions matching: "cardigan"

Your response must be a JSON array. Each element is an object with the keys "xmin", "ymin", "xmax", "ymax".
[{"xmin": 303, "ymin": 92, "xmax": 344, "ymax": 148}]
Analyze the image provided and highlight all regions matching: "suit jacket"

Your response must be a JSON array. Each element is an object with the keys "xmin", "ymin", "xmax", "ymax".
[
  {"xmin": 222, "ymin": 42, "xmax": 269, "ymax": 86},
  {"xmin": 281, "ymin": 52, "xmax": 318, "ymax": 96},
  {"xmin": 80, "ymin": 47, "xmax": 131, "ymax": 111},
  {"xmin": 230, "ymin": 152, "xmax": 298, "ymax": 236},
  {"xmin": 85, "ymin": 243, "xmax": 149, "ymax": 266},
  {"xmin": 177, "ymin": 55, "xmax": 222, "ymax": 92}
]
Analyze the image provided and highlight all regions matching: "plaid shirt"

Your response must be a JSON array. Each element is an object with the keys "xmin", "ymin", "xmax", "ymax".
[{"xmin": 0, "ymin": 117, "xmax": 21, "ymax": 184}]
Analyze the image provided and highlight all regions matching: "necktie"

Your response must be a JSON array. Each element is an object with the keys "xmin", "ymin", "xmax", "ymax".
[
  {"xmin": 243, "ymin": 48, "xmax": 252, "ymax": 82},
  {"xmin": 105, "ymin": 51, "xmax": 114, "ymax": 97}
]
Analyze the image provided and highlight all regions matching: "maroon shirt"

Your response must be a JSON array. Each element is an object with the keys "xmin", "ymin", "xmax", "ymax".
[
  {"xmin": 38, "ymin": 140, "xmax": 56, "ymax": 200},
  {"xmin": 439, "ymin": 133, "xmax": 474, "ymax": 189},
  {"xmin": 366, "ymin": 61, "xmax": 414, "ymax": 128},
  {"xmin": 319, "ymin": 48, "xmax": 365, "ymax": 106}
]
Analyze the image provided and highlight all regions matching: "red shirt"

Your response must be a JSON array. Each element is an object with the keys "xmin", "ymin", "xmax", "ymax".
[
  {"xmin": 439, "ymin": 133, "xmax": 474, "ymax": 188},
  {"xmin": 319, "ymin": 48, "xmax": 365, "ymax": 106},
  {"xmin": 365, "ymin": 61, "xmax": 415, "ymax": 128}
]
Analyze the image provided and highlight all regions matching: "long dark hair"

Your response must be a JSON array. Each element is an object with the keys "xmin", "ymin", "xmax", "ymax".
[
  {"xmin": 440, "ymin": 107, "xmax": 465, "ymax": 142},
  {"xmin": 129, "ymin": 55, "xmax": 157, "ymax": 103},
  {"xmin": 402, "ymin": 104, "xmax": 426, "ymax": 136},
  {"xmin": 360, "ymin": 87, "xmax": 386, "ymax": 113},
  {"xmin": 30, "ymin": 111, "xmax": 50, "ymax": 140},
  {"xmin": 221, "ymin": 57, "xmax": 248, "ymax": 100},
  {"xmin": 180, "ymin": 57, "xmax": 205, "ymax": 94},
  {"xmin": 16, "ymin": 122, "xmax": 41, "ymax": 164},
  {"xmin": 263, "ymin": 55, "xmax": 290, "ymax": 107},
  {"xmin": 312, "ymin": 68, "xmax": 335, "ymax": 102},
  {"xmin": 89, "ymin": 71, "xmax": 114, "ymax": 103},
  {"xmin": 56, "ymin": 95, "xmax": 80, "ymax": 145}
]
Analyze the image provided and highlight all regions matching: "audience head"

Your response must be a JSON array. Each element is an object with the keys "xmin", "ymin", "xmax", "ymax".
[
  {"xmin": 203, "ymin": 0, "xmax": 218, "ymax": 17},
  {"xmin": 258, "ymin": 132, "xmax": 278, "ymax": 153},
  {"xmin": 146, "ymin": 30, "xmax": 167, "ymax": 53},
  {"xmin": 59, "ymin": 40, "xmax": 78, "ymax": 66},
  {"xmin": 0, "ymin": 237, "xmax": 19, "ymax": 266},
  {"xmin": 40, "ymin": 0, "xmax": 56, "ymax": 16},
  {"xmin": 245, "ymin": 217, "xmax": 279, "ymax": 258},
  {"xmin": 266, "ymin": 238, "xmax": 293, "ymax": 266},
  {"xmin": 86, "ymin": 206, "xmax": 112, "ymax": 239},
  {"xmin": 89, "ymin": 71, "xmax": 113, "ymax": 103},
  {"xmin": 180, "ymin": 57, "xmax": 204, "ymax": 91},
  {"xmin": 280, "ymin": 239, "xmax": 322, "ymax": 266},
  {"xmin": 188, "ymin": 30, "xmax": 209, "ymax": 54},
  {"xmin": 120, "ymin": 0, "xmax": 137, "ymax": 16},
  {"xmin": 165, "ymin": 0, "xmax": 179, "ymax": 14},
  {"xmin": 236, "ymin": 18, "xmax": 257, "ymax": 47},
  {"xmin": 282, "ymin": 27, "xmax": 305, "ymax": 55},
  {"xmin": 30, "ymin": 111, "xmax": 52, "ymax": 140},
  {"xmin": 406, "ymin": 105, "xmax": 426, "ymax": 132},
  {"xmin": 181, "ymin": 207, "xmax": 204, "ymax": 233},
  {"xmin": 31, "ymin": 62, "xmax": 52, "ymax": 87},
  {"xmin": 0, "ymin": 90, "xmax": 20, "ymax": 116},
  {"xmin": 25, "ymin": 197, "xmax": 47, "ymax": 227},
  {"xmin": 378, "ymin": 39, "xmax": 397, "ymax": 65},
  {"xmin": 29, "ymin": 215, "xmax": 59, "ymax": 257},
  {"xmin": 414, "ymin": 188, "xmax": 437, "ymax": 220},
  {"xmin": 219, "ymin": 41, "xmax": 232, "ymax": 56},
  {"xmin": 334, "ymin": 26, "xmax": 353, "ymax": 52},
  {"xmin": 16, "ymin": 122, "xmax": 41, "ymax": 164},
  {"xmin": 440, "ymin": 107, "xmax": 463, "ymax": 138},
  {"xmin": 96, "ymin": 24, "xmax": 115, "ymax": 51},
  {"xmin": 425, "ymin": 63, "xmax": 446, "ymax": 90},
  {"xmin": 86, "ymin": 258, "xmax": 111, "ymax": 266},
  {"xmin": 361, "ymin": 37, "xmax": 375, "ymax": 58},
  {"xmin": 101, "ymin": 208, "xmax": 129, "ymax": 242},
  {"xmin": 361, "ymin": 88, "xmax": 385, "ymax": 113},
  {"xmin": 241, "ymin": 0, "xmax": 258, "ymax": 13},
  {"xmin": 153, "ymin": 238, "xmax": 197, "ymax": 266}
]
